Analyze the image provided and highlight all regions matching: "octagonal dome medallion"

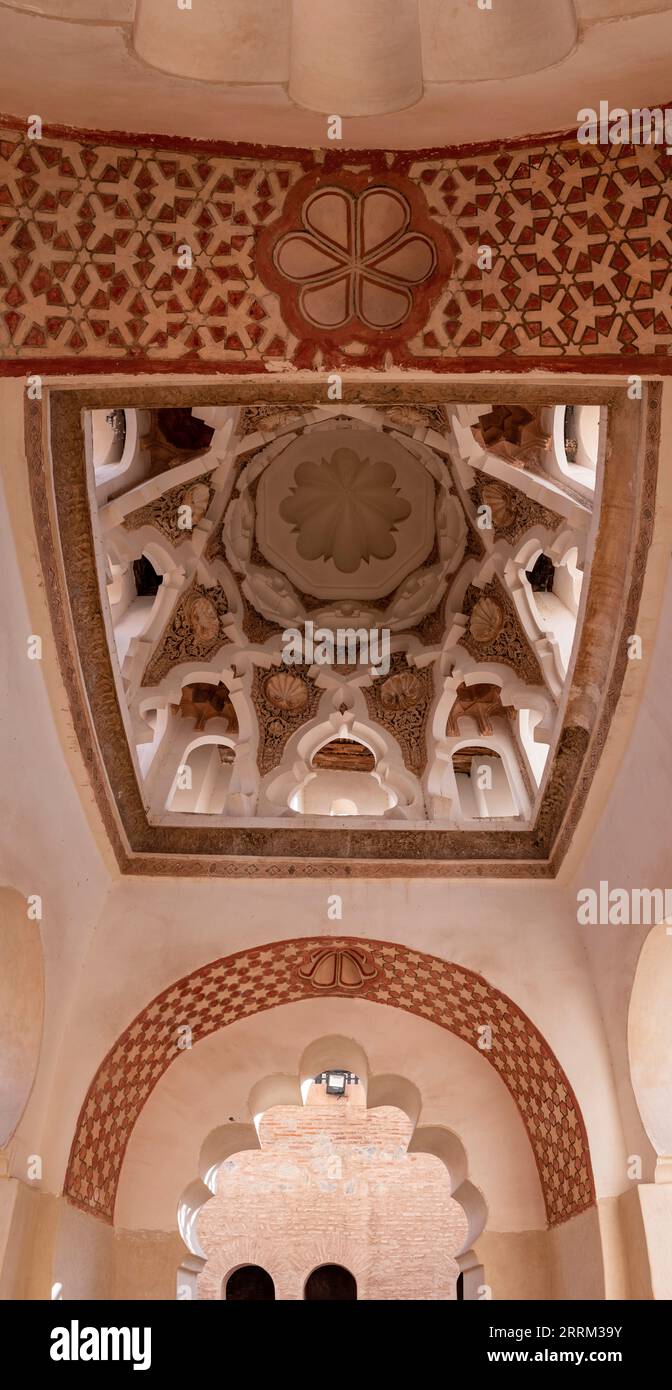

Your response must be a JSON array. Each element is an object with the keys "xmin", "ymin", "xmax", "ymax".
[{"xmin": 255, "ymin": 429, "xmax": 435, "ymax": 600}]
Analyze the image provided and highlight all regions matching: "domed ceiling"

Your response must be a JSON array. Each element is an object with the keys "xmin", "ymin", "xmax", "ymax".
[
  {"xmin": 2, "ymin": 0, "xmax": 671, "ymax": 148},
  {"xmin": 251, "ymin": 430, "xmax": 440, "ymax": 601},
  {"xmin": 26, "ymin": 379, "xmax": 660, "ymax": 878}
]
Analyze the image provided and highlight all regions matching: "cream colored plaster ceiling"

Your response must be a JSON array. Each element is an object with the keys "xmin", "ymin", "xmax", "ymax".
[{"xmin": 1, "ymin": 0, "xmax": 671, "ymax": 147}]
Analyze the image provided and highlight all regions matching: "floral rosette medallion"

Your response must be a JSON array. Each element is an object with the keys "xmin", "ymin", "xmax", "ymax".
[{"xmin": 257, "ymin": 169, "xmax": 453, "ymax": 349}]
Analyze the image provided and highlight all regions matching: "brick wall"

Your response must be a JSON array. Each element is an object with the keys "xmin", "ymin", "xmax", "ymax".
[{"xmin": 197, "ymin": 1091, "xmax": 467, "ymax": 1300}]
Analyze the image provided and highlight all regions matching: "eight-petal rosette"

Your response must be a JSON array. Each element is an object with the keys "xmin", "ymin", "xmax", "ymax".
[
  {"xmin": 279, "ymin": 447, "xmax": 412, "ymax": 574},
  {"xmin": 257, "ymin": 170, "xmax": 452, "ymax": 347}
]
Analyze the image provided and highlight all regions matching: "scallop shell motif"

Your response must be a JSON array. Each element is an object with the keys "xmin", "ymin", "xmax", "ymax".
[
  {"xmin": 182, "ymin": 481, "xmax": 210, "ymax": 525},
  {"xmin": 481, "ymin": 481, "xmax": 514, "ymax": 528},
  {"xmin": 265, "ymin": 671, "xmax": 309, "ymax": 711},
  {"xmin": 380, "ymin": 671, "xmax": 423, "ymax": 709},
  {"xmin": 189, "ymin": 595, "xmax": 220, "ymax": 646},
  {"xmin": 469, "ymin": 595, "xmax": 504, "ymax": 644}
]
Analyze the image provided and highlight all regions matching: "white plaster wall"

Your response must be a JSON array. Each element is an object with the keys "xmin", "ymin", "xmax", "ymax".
[
  {"xmin": 570, "ymin": 560, "xmax": 672, "ymax": 1178},
  {"xmin": 53, "ymin": 1201, "xmax": 114, "ymax": 1301},
  {"xmin": 560, "ymin": 376, "xmax": 672, "ymax": 1184},
  {"xmin": 0, "ymin": 383, "xmax": 111, "ymax": 1188},
  {"xmin": 0, "ymin": 889, "xmax": 44, "ymax": 1146},
  {"xmin": 301, "ymin": 769, "xmax": 390, "ymax": 816}
]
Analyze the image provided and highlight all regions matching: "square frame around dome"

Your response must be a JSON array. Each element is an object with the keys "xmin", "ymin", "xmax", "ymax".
[{"xmin": 25, "ymin": 376, "xmax": 660, "ymax": 879}]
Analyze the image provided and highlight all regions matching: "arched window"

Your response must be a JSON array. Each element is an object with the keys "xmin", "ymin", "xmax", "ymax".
[
  {"xmin": 551, "ymin": 404, "xmax": 599, "ymax": 493},
  {"xmin": 452, "ymin": 746, "xmax": 517, "ymax": 819},
  {"xmin": 522, "ymin": 547, "xmax": 582, "ymax": 676},
  {"xmin": 165, "ymin": 682, "xmax": 238, "ymax": 814},
  {"xmin": 456, "ymin": 1272, "xmax": 464, "ymax": 1301},
  {"xmin": 304, "ymin": 1265, "xmax": 357, "ymax": 1301},
  {"xmin": 518, "ymin": 708, "xmax": 549, "ymax": 786},
  {"xmin": 91, "ymin": 408, "xmax": 126, "ymax": 469},
  {"xmin": 89, "ymin": 408, "xmax": 146, "ymax": 501},
  {"xmin": 168, "ymin": 740, "xmax": 235, "ymax": 815},
  {"xmin": 291, "ymin": 738, "xmax": 394, "ymax": 816},
  {"xmin": 225, "ymin": 1265, "xmax": 275, "ymax": 1301},
  {"xmin": 108, "ymin": 552, "xmax": 163, "ymax": 666}
]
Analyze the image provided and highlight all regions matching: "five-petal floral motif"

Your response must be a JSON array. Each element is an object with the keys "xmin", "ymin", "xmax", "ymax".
[
  {"xmin": 272, "ymin": 184, "xmax": 437, "ymax": 333},
  {"xmin": 279, "ymin": 446, "xmax": 411, "ymax": 574}
]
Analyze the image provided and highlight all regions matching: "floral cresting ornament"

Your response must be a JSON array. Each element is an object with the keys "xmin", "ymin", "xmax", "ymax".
[
  {"xmin": 297, "ymin": 944, "xmax": 379, "ymax": 991},
  {"xmin": 256, "ymin": 169, "xmax": 454, "ymax": 350}
]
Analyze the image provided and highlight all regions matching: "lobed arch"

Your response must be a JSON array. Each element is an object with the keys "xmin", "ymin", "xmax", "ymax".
[
  {"xmin": 177, "ymin": 1039, "xmax": 481, "ymax": 1282},
  {"xmin": 165, "ymin": 733, "xmax": 238, "ymax": 815},
  {"xmin": 506, "ymin": 531, "xmax": 586, "ymax": 692},
  {"xmin": 261, "ymin": 707, "xmax": 422, "ymax": 818},
  {"xmin": 63, "ymin": 937, "xmax": 595, "ymax": 1229},
  {"xmin": 428, "ymin": 662, "xmax": 551, "ymax": 819},
  {"xmin": 88, "ymin": 407, "xmax": 147, "ymax": 503},
  {"xmin": 136, "ymin": 663, "xmax": 260, "ymax": 810},
  {"xmin": 431, "ymin": 662, "xmax": 552, "ymax": 744},
  {"xmin": 105, "ymin": 526, "xmax": 190, "ymax": 581}
]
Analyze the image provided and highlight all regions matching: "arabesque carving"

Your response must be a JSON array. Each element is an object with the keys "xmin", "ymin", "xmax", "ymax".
[
  {"xmin": 253, "ymin": 664, "xmax": 322, "ymax": 775},
  {"xmin": 469, "ymin": 476, "xmax": 562, "ymax": 545},
  {"xmin": 142, "ymin": 582, "xmax": 230, "ymax": 687},
  {"xmin": 124, "ymin": 473, "xmax": 214, "ymax": 545},
  {"xmin": 460, "ymin": 578, "xmax": 544, "ymax": 686},
  {"xmin": 363, "ymin": 653, "xmax": 433, "ymax": 775}
]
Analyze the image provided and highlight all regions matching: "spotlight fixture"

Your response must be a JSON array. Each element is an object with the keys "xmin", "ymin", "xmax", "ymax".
[
  {"xmin": 315, "ymin": 1070, "xmax": 359, "ymax": 1096},
  {"xmin": 326, "ymin": 1070, "xmax": 347, "ymax": 1096}
]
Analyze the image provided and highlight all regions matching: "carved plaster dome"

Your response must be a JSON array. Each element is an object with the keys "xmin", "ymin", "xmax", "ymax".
[
  {"xmin": 74, "ymin": 390, "xmax": 599, "ymax": 854},
  {"xmin": 279, "ymin": 447, "xmax": 411, "ymax": 573},
  {"xmin": 470, "ymin": 596, "xmax": 504, "ymax": 644},
  {"xmin": 265, "ymin": 672, "xmax": 309, "ymax": 712},
  {"xmin": 255, "ymin": 429, "xmax": 435, "ymax": 601}
]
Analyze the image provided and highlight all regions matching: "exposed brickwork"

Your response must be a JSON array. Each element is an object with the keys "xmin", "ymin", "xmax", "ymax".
[
  {"xmin": 1, "ymin": 118, "xmax": 671, "ymax": 372},
  {"xmin": 63, "ymin": 937, "xmax": 595, "ymax": 1228},
  {"xmin": 197, "ymin": 1099, "xmax": 466, "ymax": 1301}
]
